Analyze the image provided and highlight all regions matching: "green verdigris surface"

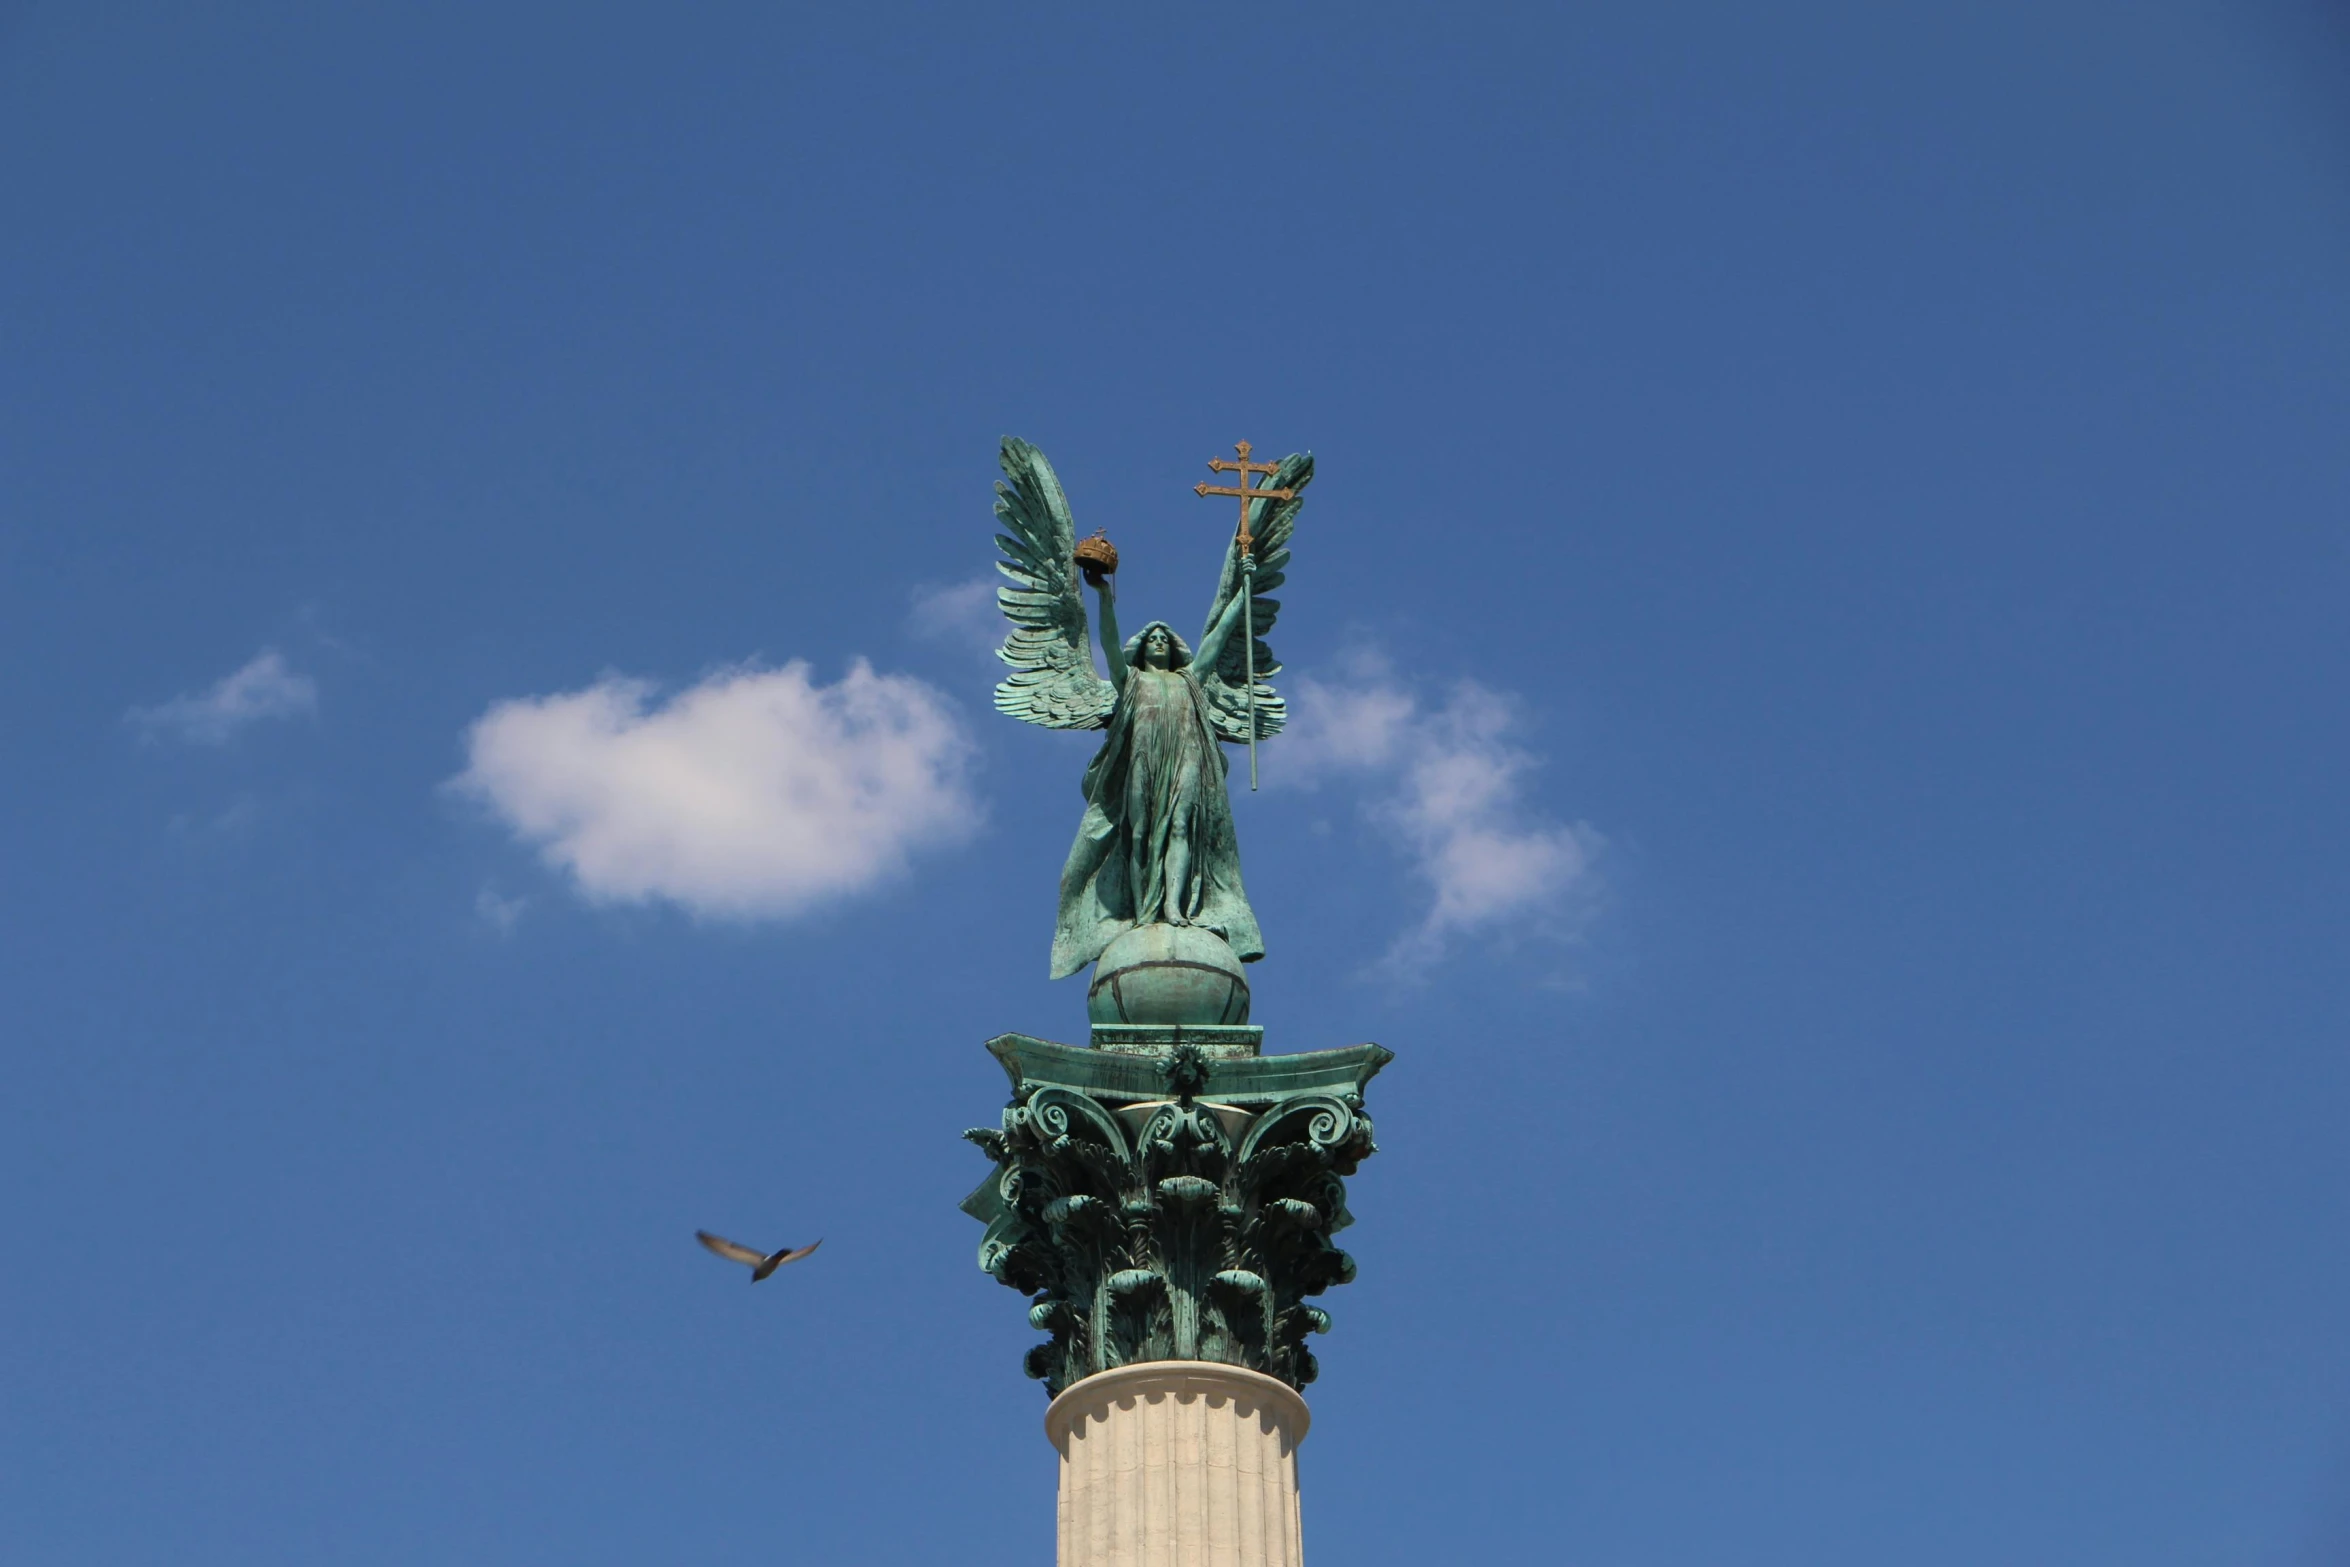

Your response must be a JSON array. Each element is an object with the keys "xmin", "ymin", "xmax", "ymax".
[
  {"xmin": 963, "ymin": 1037, "xmax": 1388, "ymax": 1397},
  {"xmin": 989, "ymin": 437, "xmax": 1312, "ymax": 981},
  {"xmin": 968, "ymin": 437, "xmax": 1384, "ymax": 1398}
]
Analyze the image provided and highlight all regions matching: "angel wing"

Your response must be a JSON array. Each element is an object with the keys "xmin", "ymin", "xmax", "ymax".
[
  {"xmin": 1197, "ymin": 451, "xmax": 1313, "ymax": 743},
  {"xmin": 991, "ymin": 438, "xmax": 1117, "ymax": 730}
]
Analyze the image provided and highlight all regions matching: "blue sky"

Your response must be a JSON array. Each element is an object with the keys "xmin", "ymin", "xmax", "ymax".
[{"xmin": 4, "ymin": 3, "xmax": 2347, "ymax": 1562}]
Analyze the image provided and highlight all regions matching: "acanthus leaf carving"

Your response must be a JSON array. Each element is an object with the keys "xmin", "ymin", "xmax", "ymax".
[{"xmin": 967, "ymin": 1048, "xmax": 1379, "ymax": 1397}]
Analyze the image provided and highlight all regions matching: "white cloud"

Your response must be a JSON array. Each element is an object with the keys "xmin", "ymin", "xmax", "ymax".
[
  {"xmin": 128, "ymin": 649, "xmax": 317, "ymax": 744},
  {"xmin": 1278, "ymin": 663, "xmax": 1417, "ymax": 774},
  {"xmin": 1283, "ymin": 654, "xmax": 1599, "ymax": 969},
  {"xmin": 451, "ymin": 659, "xmax": 978, "ymax": 919},
  {"xmin": 475, "ymin": 886, "xmax": 528, "ymax": 934},
  {"xmin": 907, "ymin": 575, "xmax": 1005, "ymax": 657}
]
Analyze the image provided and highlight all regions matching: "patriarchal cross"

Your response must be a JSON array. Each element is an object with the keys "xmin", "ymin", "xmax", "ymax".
[
  {"xmin": 1194, "ymin": 439, "xmax": 1296, "ymax": 559},
  {"xmin": 1193, "ymin": 440, "xmax": 1296, "ymax": 790}
]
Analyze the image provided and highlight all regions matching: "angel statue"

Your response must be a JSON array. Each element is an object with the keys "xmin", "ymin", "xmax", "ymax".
[{"xmin": 990, "ymin": 436, "xmax": 1311, "ymax": 991}]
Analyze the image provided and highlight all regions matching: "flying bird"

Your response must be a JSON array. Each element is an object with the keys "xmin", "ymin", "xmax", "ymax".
[{"xmin": 696, "ymin": 1230, "xmax": 822, "ymax": 1282}]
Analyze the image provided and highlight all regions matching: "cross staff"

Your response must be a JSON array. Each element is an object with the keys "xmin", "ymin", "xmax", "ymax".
[{"xmin": 1193, "ymin": 440, "xmax": 1296, "ymax": 791}]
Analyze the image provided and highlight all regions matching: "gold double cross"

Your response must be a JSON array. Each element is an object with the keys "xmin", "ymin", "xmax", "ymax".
[
  {"xmin": 1190, "ymin": 440, "xmax": 1294, "ymax": 790},
  {"xmin": 1193, "ymin": 440, "xmax": 1296, "ymax": 559}
]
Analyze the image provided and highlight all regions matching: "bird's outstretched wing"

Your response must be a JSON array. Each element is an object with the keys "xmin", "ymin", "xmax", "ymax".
[
  {"xmin": 760, "ymin": 1240, "xmax": 822, "ymax": 1272},
  {"xmin": 992, "ymin": 438, "xmax": 1117, "ymax": 730},
  {"xmin": 696, "ymin": 1230, "xmax": 767, "ymax": 1268},
  {"xmin": 1197, "ymin": 451, "xmax": 1313, "ymax": 743}
]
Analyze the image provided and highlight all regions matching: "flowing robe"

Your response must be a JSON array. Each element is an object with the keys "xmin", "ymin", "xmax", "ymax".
[{"xmin": 1050, "ymin": 665, "xmax": 1262, "ymax": 979}]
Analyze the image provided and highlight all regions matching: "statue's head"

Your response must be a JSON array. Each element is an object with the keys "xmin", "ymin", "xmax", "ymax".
[{"xmin": 1122, "ymin": 621, "xmax": 1191, "ymax": 671}]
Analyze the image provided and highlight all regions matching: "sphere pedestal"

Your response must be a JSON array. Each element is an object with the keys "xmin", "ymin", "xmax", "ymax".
[
  {"xmin": 1046, "ymin": 1362, "xmax": 1309, "ymax": 1567},
  {"xmin": 1088, "ymin": 925, "xmax": 1252, "ymax": 1027}
]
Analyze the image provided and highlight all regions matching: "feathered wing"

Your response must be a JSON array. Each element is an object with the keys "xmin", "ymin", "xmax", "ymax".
[
  {"xmin": 1197, "ymin": 452, "xmax": 1312, "ymax": 743},
  {"xmin": 696, "ymin": 1230, "xmax": 767, "ymax": 1268},
  {"xmin": 991, "ymin": 438, "xmax": 1117, "ymax": 730}
]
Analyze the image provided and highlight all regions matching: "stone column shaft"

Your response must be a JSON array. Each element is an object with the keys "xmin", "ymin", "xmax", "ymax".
[{"xmin": 1046, "ymin": 1362, "xmax": 1309, "ymax": 1567}]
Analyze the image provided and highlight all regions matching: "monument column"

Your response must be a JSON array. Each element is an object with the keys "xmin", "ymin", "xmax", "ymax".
[
  {"xmin": 1047, "ymin": 1362, "xmax": 1309, "ymax": 1567},
  {"xmin": 964, "ymin": 1027, "xmax": 1384, "ymax": 1565},
  {"xmin": 960, "ymin": 436, "xmax": 1382, "ymax": 1562}
]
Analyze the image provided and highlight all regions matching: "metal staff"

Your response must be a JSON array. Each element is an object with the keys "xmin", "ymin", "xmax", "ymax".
[{"xmin": 1195, "ymin": 440, "xmax": 1295, "ymax": 790}]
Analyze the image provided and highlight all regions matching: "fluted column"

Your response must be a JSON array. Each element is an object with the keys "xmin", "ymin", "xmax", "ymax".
[{"xmin": 1045, "ymin": 1362, "xmax": 1310, "ymax": 1567}]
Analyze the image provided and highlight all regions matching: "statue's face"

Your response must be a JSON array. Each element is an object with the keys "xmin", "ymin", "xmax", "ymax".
[{"xmin": 1142, "ymin": 627, "xmax": 1172, "ymax": 667}]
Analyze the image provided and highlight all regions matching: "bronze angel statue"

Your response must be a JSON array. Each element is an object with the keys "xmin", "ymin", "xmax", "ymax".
[{"xmin": 990, "ymin": 437, "xmax": 1311, "ymax": 986}]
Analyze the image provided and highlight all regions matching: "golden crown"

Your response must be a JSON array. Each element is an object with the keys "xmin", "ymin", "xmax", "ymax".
[{"xmin": 1074, "ymin": 530, "xmax": 1119, "ymax": 582}]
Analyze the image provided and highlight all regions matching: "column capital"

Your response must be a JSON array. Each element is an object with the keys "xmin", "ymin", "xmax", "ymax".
[{"xmin": 963, "ymin": 1034, "xmax": 1388, "ymax": 1396}]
